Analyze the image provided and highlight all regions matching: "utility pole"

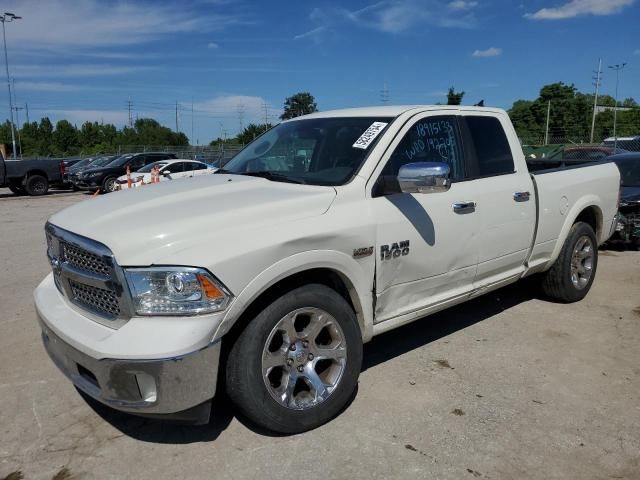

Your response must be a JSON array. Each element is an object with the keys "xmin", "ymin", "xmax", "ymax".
[
  {"xmin": 237, "ymin": 104, "xmax": 244, "ymax": 134},
  {"xmin": 127, "ymin": 96, "xmax": 133, "ymax": 127},
  {"xmin": 590, "ymin": 58, "xmax": 602, "ymax": 144},
  {"xmin": 1, "ymin": 12, "xmax": 21, "ymax": 159},
  {"xmin": 175, "ymin": 101, "xmax": 179, "ymax": 132},
  {"xmin": 380, "ymin": 81, "xmax": 390, "ymax": 103},
  {"xmin": 262, "ymin": 102, "xmax": 269, "ymax": 129},
  {"xmin": 544, "ymin": 100, "xmax": 551, "ymax": 145},
  {"xmin": 24, "ymin": 102, "xmax": 29, "ymax": 124},
  {"xmin": 12, "ymin": 78, "xmax": 22, "ymax": 158},
  {"xmin": 608, "ymin": 63, "xmax": 627, "ymax": 151},
  {"xmin": 191, "ymin": 98, "xmax": 194, "ymax": 146}
]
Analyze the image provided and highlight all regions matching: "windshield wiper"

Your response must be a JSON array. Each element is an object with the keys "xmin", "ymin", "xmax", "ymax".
[
  {"xmin": 238, "ymin": 171, "xmax": 306, "ymax": 184},
  {"xmin": 214, "ymin": 168, "xmax": 233, "ymax": 174}
]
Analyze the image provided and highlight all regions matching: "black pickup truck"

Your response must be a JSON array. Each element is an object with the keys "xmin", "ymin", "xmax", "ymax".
[{"xmin": 0, "ymin": 155, "xmax": 66, "ymax": 196}]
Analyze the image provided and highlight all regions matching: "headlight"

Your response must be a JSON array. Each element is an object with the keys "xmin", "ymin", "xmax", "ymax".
[
  {"xmin": 87, "ymin": 172, "xmax": 101, "ymax": 178},
  {"xmin": 124, "ymin": 267, "xmax": 232, "ymax": 315}
]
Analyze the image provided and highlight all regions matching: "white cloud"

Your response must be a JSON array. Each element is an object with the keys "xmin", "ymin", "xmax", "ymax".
[
  {"xmin": 525, "ymin": 0, "xmax": 635, "ymax": 20},
  {"xmin": 12, "ymin": 64, "xmax": 155, "ymax": 78},
  {"xmin": 448, "ymin": 1, "xmax": 478, "ymax": 10},
  {"xmin": 15, "ymin": 81, "xmax": 98, "ymax": 92},
  {"xmin": 1, "ymin": 0, "xmax": 248, "ymax": 50},
  {"xmin": 472, "ymin": 47, "xmax": 502, "ymax": 57},
  {"xmin": 193, "ymin": 95, "xmax": 280, "ymax": 130},
  {"xmin": 44, "ymin": 109, "xmax": 130, "ymax": 126},
  {"xmin": 295, "ymin": 1, "xmax": 477, "ymax": 41},
  {"xmin": 207, "ymin": 42, "xmax": 220, "ymax": 49}
]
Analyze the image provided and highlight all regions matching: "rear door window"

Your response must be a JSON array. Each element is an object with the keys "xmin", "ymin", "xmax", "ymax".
[{"xmin": 462, "ymin": 116, "xmax": 514, "ymax": 177}]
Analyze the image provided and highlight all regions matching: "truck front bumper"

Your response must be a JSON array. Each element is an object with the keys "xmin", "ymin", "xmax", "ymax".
[{"xmin": 35, "ymin": 275, "xmax": 222, "ymax": 423}]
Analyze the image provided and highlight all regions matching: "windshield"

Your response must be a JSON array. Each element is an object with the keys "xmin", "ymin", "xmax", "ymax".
[
  {"xmin": 90, "ymin": 155, "xmax": 118, "ymax": 167},
  {"xmin": 137, "ymin": 161, "xmax": 168, "ymax": 173},
  {"xmin": 108, "ymin": 154, "xmax": 134, "ymax": 167},
  {"xmin": 221, "ymin": 117, "xmax": 393, "ymax": 186},
  {"xmin": 71, "ymin": 158, "xmax": 92, "ymax": 170},
  {"xmin": 615, "ymin": 157, "xmax": 640, "ymax": 186}
]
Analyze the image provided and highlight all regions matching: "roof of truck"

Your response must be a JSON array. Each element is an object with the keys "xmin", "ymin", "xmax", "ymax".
[{"xmin": 292, "ymin": 105, "xmax": 505, "ymax": 120}]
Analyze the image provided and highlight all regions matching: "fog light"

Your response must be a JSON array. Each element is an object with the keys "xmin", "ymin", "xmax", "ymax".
[{"xmin": 135, "ymin": 373, "xmax": 157, "ymax": 403}]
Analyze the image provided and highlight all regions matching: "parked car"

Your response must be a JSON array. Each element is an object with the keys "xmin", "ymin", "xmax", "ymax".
[
  {"xmin": 609, "ymin": 152, "xmax": 640, "ymax": 249},
  {"xmin": 36, "ymin": 106, "xmax": 620, "ymax": 433},
  {"xmin": 1, "ymin": 154, "xmax": 65, "ymax": 195},
  {"xmin": 603, "ymin": 136, "xmax": 640, "ymax": 152},
  {"xmin": 65, "ymin": 155, "xmax": 119, "ymax": 189},
  {"xmin": 115, "ymin": 159, "xmax": 216, "ymax": 189},
  {"xmin": 559, "ymin": 145, "xmax": 628, "ymax": 161},
  {"xmin": 74, "ymin": 152, "xmax": 176, "ymax": 193}
]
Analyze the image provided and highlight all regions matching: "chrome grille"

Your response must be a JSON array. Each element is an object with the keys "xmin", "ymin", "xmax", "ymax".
[
  {"xmin": 62, "ymin": 242, "xmax": 110, "ymax": 276},
  {"xmin": 45, "ymin": 222, "xmax": 130, "ymax": 328},
  {"xmin": 69, "ymin": 280, "xmax": 121, "ymax": 316}
]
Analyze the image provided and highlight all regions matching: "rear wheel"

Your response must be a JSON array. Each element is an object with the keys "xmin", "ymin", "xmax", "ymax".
[
  {"xmin": 24, "ymin": 175, "xmax": 49, "ymax": 196},
  {"xmin": 226, "ymin": 284, "xmax": 362, "ymax": 434},
  {"xmin": 541, "ymin": 221, "xmax": 598, "ymax": 302}
]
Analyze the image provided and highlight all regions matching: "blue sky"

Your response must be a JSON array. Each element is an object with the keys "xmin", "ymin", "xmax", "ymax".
[{"xmin": 2, "ymin": 0, "xmax": 639, "ymax": 144}]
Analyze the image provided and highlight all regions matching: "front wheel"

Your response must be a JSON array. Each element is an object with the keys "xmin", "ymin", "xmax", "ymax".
[
  {"xmin": 101, "ymin": 176, "xmax": 118, "ymax": 193},
  {"xmin": 541, "ymin": 221, "xmax": 598, "ymax": 302},
  {"xmin": 226, "ymin": 284, "xmax": 362, "ymax": 434}
]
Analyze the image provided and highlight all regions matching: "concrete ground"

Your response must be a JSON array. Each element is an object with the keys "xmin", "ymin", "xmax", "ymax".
[{"xmin": 1, "ymin": 188, "xmax": 639, "ymax": 480}]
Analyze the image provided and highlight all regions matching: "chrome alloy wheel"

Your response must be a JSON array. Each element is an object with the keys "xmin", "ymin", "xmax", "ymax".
[
  {"xmin": 261, "ymin": 307, "xmax": 347, "ymax": 410},
  {"xmin": 570, "ymin": 235, "xmax": 594, "ymax": 290}
]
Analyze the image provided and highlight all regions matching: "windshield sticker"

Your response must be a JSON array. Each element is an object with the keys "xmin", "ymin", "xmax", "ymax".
[{"xmin": 353, "ymin": 122, "xmax": 388, "ymax": 149}]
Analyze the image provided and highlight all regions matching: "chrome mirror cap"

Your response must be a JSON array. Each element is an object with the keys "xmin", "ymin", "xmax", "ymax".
[{"xmin": 398, "ymin": 162, "xmax": 451, "ymax": 194}]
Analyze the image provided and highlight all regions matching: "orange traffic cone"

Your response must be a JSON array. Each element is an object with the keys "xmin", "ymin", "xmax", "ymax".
[{"xmin": 126, "ymin": 165, "xmax": 132, "ymax": 189}]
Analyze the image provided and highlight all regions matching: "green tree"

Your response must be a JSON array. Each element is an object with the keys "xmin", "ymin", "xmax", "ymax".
[
  {"xmin": 236, "ymin": 123, "xmax": 272, "ymax": 144},
  {"xmin": 280, "ymin": 92, "xmax": 317, "ymax": 120},
  {"xmin": 446, "ymin": 87, "xmax": 465, "ymax": 105},
  {"xmin": 53, "ymin": 120, "xmax": 79, "ymax": 155}
]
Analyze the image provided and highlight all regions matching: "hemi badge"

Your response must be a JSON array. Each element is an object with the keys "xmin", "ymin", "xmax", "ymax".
[{"xmin": 353, "ymin": 246, "xmax": 374, "ymax": 259}]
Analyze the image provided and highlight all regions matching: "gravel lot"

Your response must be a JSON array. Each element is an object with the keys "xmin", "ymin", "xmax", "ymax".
[{"xmin": 1, "ymin": 188, "xmax": 639, "ymax": 480}]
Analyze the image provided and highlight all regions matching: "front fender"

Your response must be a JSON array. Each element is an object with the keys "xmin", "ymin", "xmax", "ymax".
[{"xmin": 213, "ymin": 250, "xmax": 375, "ymax": 343}]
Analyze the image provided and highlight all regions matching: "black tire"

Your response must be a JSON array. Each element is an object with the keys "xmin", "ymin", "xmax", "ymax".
[
  {"xmin": 541, "ymin": 221, "xmax": 598, "ymax": 303},
  {"xmin": 101, "ymin": 176, "xmax": 118, "ymax": 193},
  {"xmin": 226, "ymin": 284, "xmax": 362, "ymax": 434},
  {"xmin": 24, "ymin": 174, "xmax": 49, "ymax": 196}
]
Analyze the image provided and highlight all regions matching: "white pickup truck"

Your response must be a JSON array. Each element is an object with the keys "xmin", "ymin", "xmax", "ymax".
[{"xmin": 35, "ymin": 106, "xmax": 620, "ymax": 433}]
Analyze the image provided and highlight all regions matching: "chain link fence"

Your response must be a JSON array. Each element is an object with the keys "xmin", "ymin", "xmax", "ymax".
[
  {"xmin": 115, "ymin": 144, "xmax": 244, "ymax": 167},
  {"xmin": 520, "ymin": 135, "xmax": 639, "ymax": 161}
]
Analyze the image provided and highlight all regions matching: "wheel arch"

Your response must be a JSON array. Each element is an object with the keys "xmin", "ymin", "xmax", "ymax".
[
  {"xmin": 214, "ymin": 251, "xmax": 374, "ymax": 347},
  {"xmin": 545, "ymin": 200, "xmax": 603, "ymax": 270},
  {"xmin": 24, "ymin": 169, "xmax": 50, "ymax": 181}
]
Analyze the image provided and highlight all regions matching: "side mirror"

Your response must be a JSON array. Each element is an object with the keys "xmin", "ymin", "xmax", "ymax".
[
  {"xmin": 162, "ymin": 170, "xmax": 171, "ymax": 177},
  {"xmin": 398, "ymin": 162, "xmax": 451, "ymax": 194}
]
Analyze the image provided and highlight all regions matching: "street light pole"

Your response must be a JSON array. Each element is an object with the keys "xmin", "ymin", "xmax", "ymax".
[
  {"xmin": 608, "ymin": 63, "xmax": 627, "ymax": 151},
  {"xmin": 0, "ymin": 12, "xmax": 21, "ymax": 160}
]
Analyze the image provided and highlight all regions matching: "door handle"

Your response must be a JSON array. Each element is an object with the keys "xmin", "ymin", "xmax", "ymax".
[
  {"xmin": 452, "ymin": 201, "xmax": 476, "ymax": 213},
  {"xmin": 513, "ymin": 191, "xmax": 530, "ymax": 202}
]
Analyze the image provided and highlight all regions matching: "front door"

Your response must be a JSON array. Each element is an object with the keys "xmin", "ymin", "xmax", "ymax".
[{"xmin": 369, "ymin": 114, "xmax": 480, "ymax": 323}]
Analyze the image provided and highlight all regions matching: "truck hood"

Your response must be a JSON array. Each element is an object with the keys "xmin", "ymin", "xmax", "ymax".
[{"xmin": 49, "ymin": 174, "xmax": 337, "ymax": 265}]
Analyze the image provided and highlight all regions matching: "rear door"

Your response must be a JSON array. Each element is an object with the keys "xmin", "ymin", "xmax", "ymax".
[{"xmin": 459, "ymin": 112, "xmax": 536, "ymax": 287}]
